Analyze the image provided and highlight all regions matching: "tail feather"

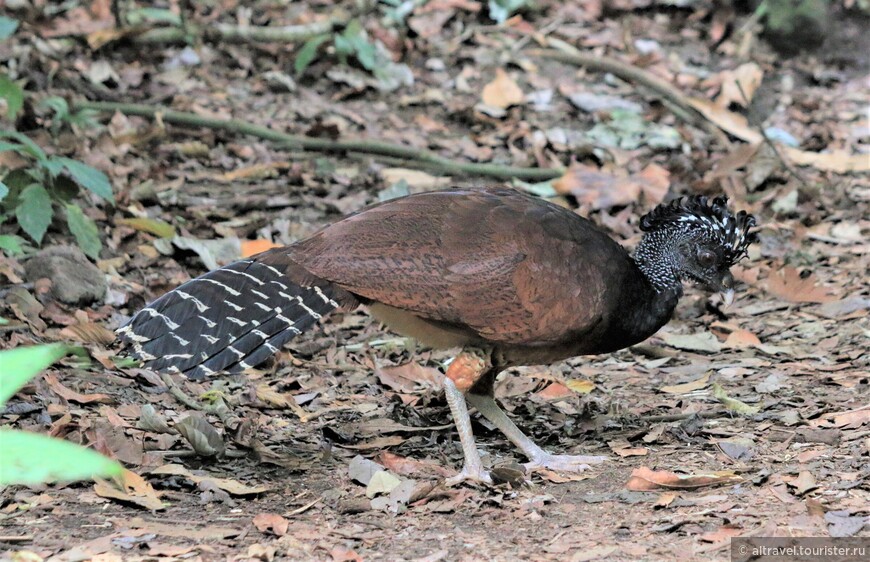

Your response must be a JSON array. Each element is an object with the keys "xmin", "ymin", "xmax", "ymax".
[{"xmin": 117, "ymin": 249, "xmax": 357, "ymax": 379}]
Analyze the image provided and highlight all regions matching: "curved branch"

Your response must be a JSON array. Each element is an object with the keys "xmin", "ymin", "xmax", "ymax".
[{"xmin": 72, "ymin": 101, "xmax": 564, "ymax": 181}]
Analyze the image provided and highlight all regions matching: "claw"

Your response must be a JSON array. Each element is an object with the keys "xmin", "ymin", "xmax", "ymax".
[{"xmin": 445, "ymin": 465, "xmax": 494, "ymax": 487}]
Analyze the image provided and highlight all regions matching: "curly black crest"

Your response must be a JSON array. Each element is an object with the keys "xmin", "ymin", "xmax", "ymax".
[{"xmin": 640, "ymin": 195, "xmax": 757, "ymax": 264}]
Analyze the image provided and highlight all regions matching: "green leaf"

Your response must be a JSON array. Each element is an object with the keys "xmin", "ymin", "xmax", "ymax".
[
  {"xmin": 0, "ymin": 141, "xmax": 24, "ymax": 154},
  {"xmin": 65, "ymin": 203, "xmax": 102, "ymax": 260},
  {"xmin": 0, "ymin": 234, "xmax": 25, "ymax": 255},
  {"xmin": 0, "ymin": 74, "xmax": 24, "ymax": 120},
  {"xmin": 0, "ymin": 16, "xmax": 18, "ymax": 40},
  {"xmin": 0, "ymin": 343, "xmax": 79, "ymax": 406},
  {"xmin": 0, "ymin": 429, "xmax": 123, "ymax": 486},
  {"xmin": 116, "ymin": 216, "xmax": 176, "ymax": 238},
  {"xmin": 40, "ymin": 156, "xmax": 65, "ymax": 178},
  {"xmin": 0, "ymin": 130, "xmax": 47, "ymax": 160},
  {"xmin": 15, "ymin": 184, "xmax": 52, "ymax": 244},
  {"xmin": 294, "ymin": 34, "xmax": 331, "ymax": 77},
  {"xmin": 0, "ymin": 180, "xmax": 7, "ymax": 201},
  {"xmin": 55, "ymin": 157, "xmax": 114, "ymax": 202}
]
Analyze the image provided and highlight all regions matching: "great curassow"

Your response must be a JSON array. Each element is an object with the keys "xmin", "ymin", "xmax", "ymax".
[{"xmin": 118, "ymin": 188, "xmax": 756, "ymax": 485}]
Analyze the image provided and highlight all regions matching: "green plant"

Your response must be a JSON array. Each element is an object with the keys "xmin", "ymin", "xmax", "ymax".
[
  {"xmin": 0, "ymin": 19, "xmax": 112, "ymax": 259},
  {"xmin": 0, "ymin": 131, "xmax": 113, "ymax": 259},
  {"xmin": 38, "ymin": 97, "xmax": 100, "ymax": 135},
  {"xmin": 0, "ymin": 344, "xmax": 123, "ymax": 486},
  {"xmin": 294, "ymin": 19, "xmax": 413, "ymax": 92}
]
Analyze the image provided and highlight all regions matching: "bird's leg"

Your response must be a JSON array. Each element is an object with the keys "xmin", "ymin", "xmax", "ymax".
[
  {"xmin": 442, "ymin": 349, "xmax": 494, "ymax": 486},
  {"xmin": 465, "ymin": 393, "xmax": 608, "ymax": 474}
]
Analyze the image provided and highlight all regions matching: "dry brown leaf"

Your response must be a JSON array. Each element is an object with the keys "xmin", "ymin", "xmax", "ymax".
[
  {"xmin": 626, "ymin": 467, "xmax": 742, "ymax": 491},
  {"xmin": 59, "ymin": 322, "xmax": 116, "ymax": 345},
  {"xmin": 660, "ymin": 372, "xmax": 711, "ymax": 394},
  {"xmin": 724, "ymin": 329, "xmax": 761, "ymax": 349},
  {"xmin": 765, "ymin": 266, "xmax": 836, "ymax": 303},
  {"xmin": 782, "ymin": 147, "xmax": 870, "ymax": 174},
  {"xmin": 536, "ymin": 382, "xmax": 573, "ymax": 400},
  {"xmin": 689, "ymin": 97, "xmax": 869, "ymax": 173},
  {"xmin": 252, "ymin": 513, "xmax": 290, "ymax": 537},
  {"xmin": 815, "ymin": 405, "xmax": 870, "ymax": 429},
  {"xmin": 786, "ymin": 471, "xmax": 818, "ymax": 496},
  {"xmin": 376, "ymin": 451, "xmax": 454, "ymax": 478},
  {"xmin": 654, "ymin": 492, "xmax": 678, "ymax": 507},
  {"xmin": 608, "ymin": 440, "xmax": 649, "ymax": 457},
  {"xmin": 715, "ymin": 63, "xmax": 763, "ymax": 108},
  {"xmin": 151, "ymin": 464, "xmax": 269, "ymax": 495},
  {"xmin": 380, "ymin": 168, "xmax": 451, "ymax": 190},
  {"xmin": 565, "ymin": 379, "xmax": 595, "ymax": 394},
  {"xmin": 94, "ymin": 469, "xmax": 164, "ymax": 510},
  {"xmin": 375, "ymin": 363, "xmax": 443, "ymax": 394},
  {"xmin": 44, "ymin": 373, "xmax": 114, "ymax": 404},
  {"xmin": 481, "ymin": 69, "xmax": 524, "ymax": 109}
]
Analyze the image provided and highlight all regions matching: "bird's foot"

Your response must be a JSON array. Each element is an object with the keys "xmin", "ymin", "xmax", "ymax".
[
  {"xmin": 444, "ymin": 464, "xmax": 494, "ymax": 487},
  {"xmin": 523, "ymin": 453, "xmax": 608, "ymax": 474}
]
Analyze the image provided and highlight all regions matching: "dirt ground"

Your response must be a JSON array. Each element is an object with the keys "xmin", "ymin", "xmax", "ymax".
[{"xmin": 1, "ymin": 1, "xmax": 868, "ymax": 561}]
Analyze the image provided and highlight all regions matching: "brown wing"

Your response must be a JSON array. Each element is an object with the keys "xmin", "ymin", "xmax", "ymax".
[{"xmin": 289, "ymin": 188, "xmax": 634, "ymax": 346}]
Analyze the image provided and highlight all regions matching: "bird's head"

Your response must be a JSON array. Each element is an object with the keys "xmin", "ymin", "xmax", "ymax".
[{"xmin": 635, "ymin": 195, "xmax": 757, "ymax": 304}]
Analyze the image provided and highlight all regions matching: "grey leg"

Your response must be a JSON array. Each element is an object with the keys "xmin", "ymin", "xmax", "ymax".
[
  {"xmin": 442, "ymin": 377, "xmax": 493, "ymax": 486},
  {"xmin": 466, "ymin": 393, "xmax": 607, "ymax": 473}
]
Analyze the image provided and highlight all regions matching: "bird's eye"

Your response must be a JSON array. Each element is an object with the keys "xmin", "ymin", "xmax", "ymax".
[{"xmin": 697, "ymin": 250, "xmax": 716, "ymax": 267}]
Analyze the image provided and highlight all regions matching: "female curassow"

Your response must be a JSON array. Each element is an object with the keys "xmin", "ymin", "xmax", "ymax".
[{"xmin": 118, "ymin": 188, "xmax": 756, "ymax": 485}]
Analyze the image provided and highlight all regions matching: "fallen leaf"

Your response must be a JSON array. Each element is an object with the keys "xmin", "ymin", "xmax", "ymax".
[
  {"xmin": 537, "ymin": 382, "xmax": 573, "ymax": 400},
  {"xmin": 712, "ymin": 383, "xmax": 759, "ymax": 415},
  {"xmin": 783, "ymin": 147, "xmax": 870, "ymax": 174},
  {"xmin": 252, "ymin": 513, "xmax": 289, "ymax": 537},
  {"xmin": 481, "ymin": 68, "xmax": 524, "ymax": 109},
  {"xmin": 786, "ymin": 471, "xmax": 818, "ymax": 496},
  {"xmin": 715, "ymin": 63, "xmax": 763, "ymax": 108},
  {"xmin": 653, "ymin": 492, "xmax": 678, "ymax": 507},
  {"xmin": 626, "ymin": 467, "xmax": 742, "ymax": 491},
  {"xmin": 59, "ymin": 322, "xmax": 116, "ymax": 345},
  {"xmin": 660, "ymin": 372, "xmax": 711, "ymax": 394},
  {"xmin": 659, "ymin": 332, "xmax": 722, "ymax": 353},
  {"xmin": 366, "ymin": 470, "xmax": 402, "ymax": 498},
  {"xmin": 565, "ymin": 379, "xmax": 595, "ymax": 394},
  {"xmin": 723, "ymin": 329, "xmax": 761, "ymax": 349},
  {"xmin": 175, "ymin": 414, "xmax": 225, "ymax": 457},
  {"xmin": 765, "ymin": 266, "xmax": 836, "ymax": 303},
  {"xmin": 608, "ymin": 440, "xmax": 649, "ymax": 457},
  {"xmin": 94, "ymin": 469, "xmax": 164, "ymax": 510},
  {"xmin": 115, "ymin": 217, "xmax": 176, "ymax": 239},
  {"xmin": 380, "ymin": 168, "xmax": 451, "ymax": 190},
  {"xmin": 375, "ymin": 363, "xmax": 443, "ymax": 394},
  {"xmin": 44, "ymin": 373, "xmax": 113, "ymax": 404},
  {"xmin": 150, "ymin": 464, "xmax": 269, "ymax": 495}
]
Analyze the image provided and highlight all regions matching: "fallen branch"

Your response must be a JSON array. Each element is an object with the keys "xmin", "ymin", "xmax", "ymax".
[
  {"xmin": 72, "ymin": 101, "xmax": 564, "ymax": 181},
  {"xmin": 132, "ymin": 18, "xmax": 342, "ymax": 45}
]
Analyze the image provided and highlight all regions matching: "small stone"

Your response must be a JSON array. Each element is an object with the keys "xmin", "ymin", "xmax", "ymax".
[{"xmin": 24, "ymin": 246, "xmax": 107, "ymax": 304}]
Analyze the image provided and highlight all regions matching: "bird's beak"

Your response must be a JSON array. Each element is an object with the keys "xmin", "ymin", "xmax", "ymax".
[{"xmin": 718, "ymin": 271, "xmax": 735, "ymax": 308}]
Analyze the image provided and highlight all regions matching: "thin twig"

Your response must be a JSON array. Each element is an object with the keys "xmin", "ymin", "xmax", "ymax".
[
  {"xmin": 72, "ymin": 101, "xmax": 564, "ymax": 181},
  {"xmin": 131, "ymin": 14, "xmax": 346, "ymax": 45},
  {"xmin": 735, "ymin": 82, "xmax": 809, "ymax": 189},
  {"xmin": 529, "ymin": 41, "xmax": 730, "ymax": 146}
]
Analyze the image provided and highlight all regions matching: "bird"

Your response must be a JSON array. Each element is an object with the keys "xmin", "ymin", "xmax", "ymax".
[{"xmin": 117, "ymin": 187, "xmax": 756, "ymax": 485}]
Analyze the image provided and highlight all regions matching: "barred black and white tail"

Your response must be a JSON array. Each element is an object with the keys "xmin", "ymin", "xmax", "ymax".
[{"xmin": 117, "ymin": 249, "xmax": 357, "ymax": 380}]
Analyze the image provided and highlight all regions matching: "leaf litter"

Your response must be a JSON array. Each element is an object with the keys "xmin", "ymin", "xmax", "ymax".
[{"xmin": 1, "ymin": 0, "xmax": 869, "ymax": 560}]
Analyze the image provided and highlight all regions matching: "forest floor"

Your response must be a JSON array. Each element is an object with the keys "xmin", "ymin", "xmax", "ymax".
[{"xmin": 0, "ymin": 1, "xmax": 868, "ymax": 561}]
